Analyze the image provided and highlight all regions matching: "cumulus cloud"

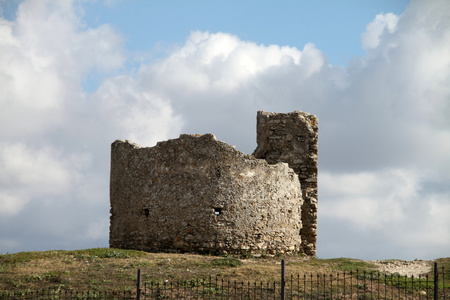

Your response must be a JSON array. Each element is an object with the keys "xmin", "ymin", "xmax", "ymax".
[
  {"xmin": 315, "ymin": 0, "xmax": 450, "ymax": 259},
  {"xmin": 1, "ymin": 0, "xmax": 449, "ymax": 260},
  {"xmin": 0, "ymin": 143, "xmax": 77, "ymax": 216},
  {"xmin": 361, "ymin": 13, "xmax": 399, "ymax": 50},
  {"xmin": 131, "ymin": 31, "xmax": 329, "ymax": 152},
  {"xmin": 94, "ymin": 75, "xmax": 183, "ymax": 146},
  {"xmin": 0, "ymin": 0, "xmax": 182, "ymax": 252},
  {"xmin": 320, "ymin": 169, "xmax": 422, "ymax": 230}
]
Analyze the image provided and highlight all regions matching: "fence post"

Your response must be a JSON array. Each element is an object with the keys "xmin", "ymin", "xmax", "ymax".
[
  {"xmin": 434, "ymin": 262, "xmax": 438, "ymax": 300},
  {"xmin": 137, "ymin": 269, "xmax": 141, "ymax": 300},
  {"xmin": 281, "ymin": 260, "xmax": 286, "ymax": 300}
]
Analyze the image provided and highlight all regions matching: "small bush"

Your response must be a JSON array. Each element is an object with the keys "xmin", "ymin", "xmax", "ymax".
[
  {"xmin": 211, "ymin": 258, "xmax": 242, "ymax": 267},
  {"xmin": 101, "ymin": 250, "xmax": 130, "ymax": 259},
  {"xmin": 240, "ymin": 252, "xmax": 254, "ymax": 259}
]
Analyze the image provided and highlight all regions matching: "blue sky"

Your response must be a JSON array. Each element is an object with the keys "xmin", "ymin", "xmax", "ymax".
[
  {"xmin": 81, "ymin": 0, "xmax": 410, "ymax": 91},
  {"xmin": 1, "ymin": 0, "xmax": 449, "ymax": 261},
  {"xmin": 80, "ymin": 1, "xmax": 408, "ymax": 64}
]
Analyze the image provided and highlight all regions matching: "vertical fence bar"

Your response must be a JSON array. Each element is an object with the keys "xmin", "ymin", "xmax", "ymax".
[
  {"xmin": 343, "ymin": 271, "xmax": 346, "ymax": 297},
  {"xmin": 202, "ymin": 278, "xmax": 205, "ymax": 299},
  {"xmin": 350, "ymin": 271, "xmax": 353, "ymax": 299},
  {"xmin": 443, "ymin": 266, "xmax": 446, "ymax": 300},
  {"xmin": 136, "ymin": 269, "xmax": 141, "ymax": 300},
  {"xmin": 377, "ymin": 272, "xmax": 380, "ymax": 300},
  {"xmin": 316, "ymin": 274, "xmax": 320, "ymax": 300},
  {"xmin": 419, "ymin": 275, "xmax": 423, "ymax": 300},
  {"xmin": 163, "ymin": 280, "xmax": 167, "ymax": 300},
  {"xmin": 356, "ymin": 269, "xmax": 359, "ymax": 300},
  {"xmin": 363, "ymin": 270, "xmax": 366, "ymax": 299},
  {"xmin": 405, "ymin": 275, "xmax": 408, "ymax": 300},
  {"xmin": 322, "ymin": 274, "xmax": 326, "ymax": 300},
  {"xmin": 211, "ymin": 276, "xmax": 214, "ymax": 300},
  {"xmin": 329, "ymin": 273, "xmax": 333, "ymax": 300},
  {"xmin": 274, "ymin": 281, "xmax": 277, "ymax": 300},
  {"xmin": 434, "ymin": 262, "xmax": 438, "ymax": 300},
  {"xmin": 337, "ymin": 273, "xmax": 341, "ymax": 300},
  {"xmin": 281, "ymin": 260, "xmax": 286, "ymax": 300},
  {"xmin": 290, "ymin": 274, "xmax": 293, "ymax": 300},
  {"xmin": 303, "ymin": 274, "xmax": 306, "ymax": 300},
  {"xmin": 252, "ymin": 280, "xmax": 255, "ymax": 300},
  {"xmin": 260, "ymin": 281, "xmax": 263, "ymax": 300}
]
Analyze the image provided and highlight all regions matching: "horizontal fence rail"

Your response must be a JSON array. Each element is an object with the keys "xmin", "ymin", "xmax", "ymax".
[
  {"xmin": 0, "ymin": 289, "xmax": 135, "ymax": 299},
  {"xmin": 0, "ymin": 262, "xmax": 447, "ymax": 300}
]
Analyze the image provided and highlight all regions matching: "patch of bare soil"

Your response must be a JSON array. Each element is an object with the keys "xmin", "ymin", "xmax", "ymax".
[{"xmin": 369, "ymin": 260, "xmax": 433, "ymax": 277}]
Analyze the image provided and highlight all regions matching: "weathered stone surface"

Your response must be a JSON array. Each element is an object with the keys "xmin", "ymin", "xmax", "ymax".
[
  {"xmin": 110, "ymin": 133, "xmax": 304, "ymax": 254},
  {"xmin": 253, "ymin": 111, "xmax": 318, "ymax": 256}
]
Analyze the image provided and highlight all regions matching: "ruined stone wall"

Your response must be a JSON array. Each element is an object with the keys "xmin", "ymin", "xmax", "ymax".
[
  {"xmin": 110, "ymin": 133, "xmax": 304, "ymax": 254},
  {"xmin": 253, "ymin": 111, "xmax": 318, "ymax": 256}
]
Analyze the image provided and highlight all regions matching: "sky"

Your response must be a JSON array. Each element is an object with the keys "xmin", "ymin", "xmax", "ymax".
[{"xmin": 0, "ymin": 0, "xmax": 449, "ymax": 260}]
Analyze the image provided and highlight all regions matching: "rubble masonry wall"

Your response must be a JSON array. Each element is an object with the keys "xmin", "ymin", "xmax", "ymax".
[
  {"xmin": 110, "ymin": 111, "xmax": 318, "ymax": 256},
  {"xmin": 110, "ymin": 133, "xmax": 303, "ymax": 254},
  {"xmin": 253, "ymin": 111, "xmax": 318, "ymax": 256}
]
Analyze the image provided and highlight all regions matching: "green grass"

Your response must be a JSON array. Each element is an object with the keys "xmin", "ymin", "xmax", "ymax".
[
  {"xmin": 436, "ymin": 257, "xmax": 450, "ymax": 281},
  {"xmin": 289, "ymin": 258, "xmax": 378, "ymax": 273},
  {"xmin": 68, "ymin": 248, "xmax": 145, "ymax": 259},
  {"xmin": 0, "ymin": 248, "xmax": 144, "ymax": 266},
  {"xmin": 210, "ymin": 257, "xmax": 242, "ymax": 268},
  {"xmin": 0, "ymin": 248, "xmax": 448, "ymax": 297}
]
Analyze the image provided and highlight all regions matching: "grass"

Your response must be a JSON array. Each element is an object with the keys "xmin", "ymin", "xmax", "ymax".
[
  {"xmin": 301, "ymin": 257, "xmax": 378, "ymax": 273},
  {"xmin": 0, "ymin": 248, "xmax": 448, "ymax": 295},
  {"xmin": 210, "ymin": 257, "xmax": 242, "ymax": 268}
]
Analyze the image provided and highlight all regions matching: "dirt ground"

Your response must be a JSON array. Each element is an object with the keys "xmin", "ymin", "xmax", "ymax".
[{"xmin": 369, "ymin": 260, "xmax": 433, "ymax": 277}]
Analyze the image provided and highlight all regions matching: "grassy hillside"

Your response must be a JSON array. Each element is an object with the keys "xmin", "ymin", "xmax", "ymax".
[{"xmin": 0, "ymin": 248, "xmax": 447, "ymax": 292}]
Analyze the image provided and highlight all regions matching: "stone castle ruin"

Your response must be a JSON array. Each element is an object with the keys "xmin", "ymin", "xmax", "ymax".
[{"xmin": 110, "ymin": 111, "xmax": 318, "ymax": 256}]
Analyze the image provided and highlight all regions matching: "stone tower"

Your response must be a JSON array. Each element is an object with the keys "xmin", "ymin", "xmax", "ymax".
[
  {"xmin": 109, "ymin": 110, "xmax": 318, "ymax": 256},
  {"xmin": 253, "ymin": 111, "xmax": 318, "ymax": 256},
  {"xmin": 110, "ymin": 134, "xmax": 304, "ymax": 254}
]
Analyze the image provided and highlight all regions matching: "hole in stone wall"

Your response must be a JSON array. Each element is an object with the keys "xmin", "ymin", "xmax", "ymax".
[
  {"xmin": 216, "ymin": 166, "xmax": 222, "ymax": 178},
  {"xmin": 214, "ymin": 208, "xmax": 222, "ymax": 215},
  {"xmin": 143, "ymin": 208, "xmax": 150, "ymax": 217}
]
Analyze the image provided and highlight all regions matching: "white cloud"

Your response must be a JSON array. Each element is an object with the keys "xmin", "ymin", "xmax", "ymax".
[
  {"xmin": 319, "ymin": 169, "xmax": 420, "ymax": 229},
  {"xmin": 0, "ymin": 192, "xmax": 26, "ymax": 216},
  {"xmin": 0, "ymin": 0, "xmax": 182, "ymax": 252},
  {"xmin": 131, "ymin": 31, "xmax": 329, "ymax": 152},
  {"xmin": 144, "ymin": 31, "xmax": 329, "ymax": 95},
  {"xmin": 0, "ymin": 144, "xmax": 71, "ymax": 190},
  {"xmin": 361, "ymin": 13, "xmax": 399, "ymax": 50},
  {"xmin": 428, "ymin": 196, "xmax": 450, "ymax": 246},
  {"xmin": 318, "ymin": 168, "xmax": 450, "ymax": 260},
  {"xmin": 0, "ymin": 0, "xmax": 125, "ymax": 138},
  {"xmin": 94, "ymin": 75, "xmax": 183, "ymax": 146},
  {"xmin": 0, "ymin": 143, "xmax": 79, "ymax": 216}
]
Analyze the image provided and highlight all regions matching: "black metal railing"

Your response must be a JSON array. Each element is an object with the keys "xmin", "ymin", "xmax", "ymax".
[{"xmin": 0, "ymin": 261, "xmax": 447, "ymax": 299}]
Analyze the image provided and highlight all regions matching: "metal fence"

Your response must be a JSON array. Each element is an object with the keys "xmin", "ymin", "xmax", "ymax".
[{"xmin": 1, "ymin": 261, "xmax": 447, "ymax": 300}]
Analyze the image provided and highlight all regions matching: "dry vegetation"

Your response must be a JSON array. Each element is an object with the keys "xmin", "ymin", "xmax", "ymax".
[{"xmin": 0, "ymin": 248, "xmax": 448, "ymax": 294}]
